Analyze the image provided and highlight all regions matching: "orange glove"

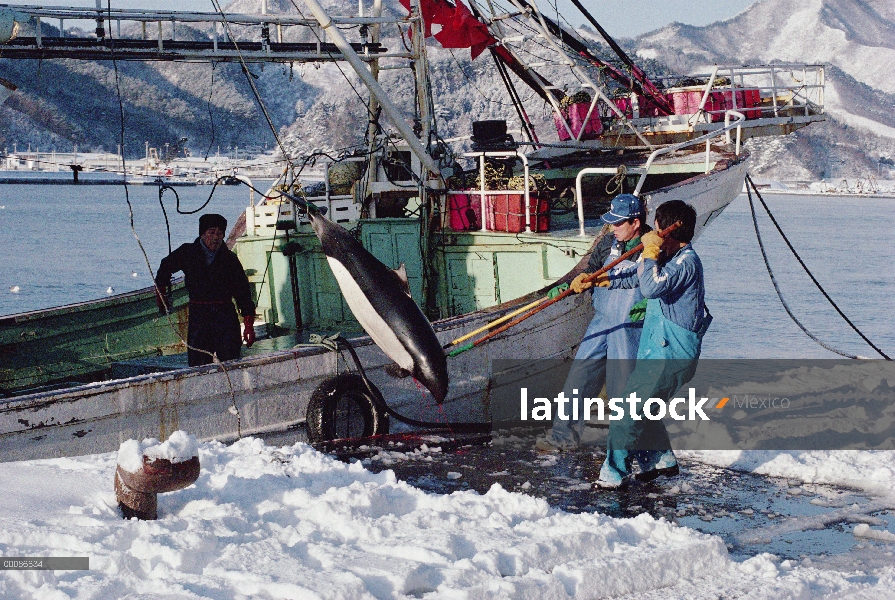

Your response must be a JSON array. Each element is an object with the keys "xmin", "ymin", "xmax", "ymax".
[
  {"xmin": 570, "ymin": 273, "xmax": 592, "ymax": 294},
  {"xmin": 640, "ymin": 231, "xmax": 663, "ymax": 261},
  {"xmin": 593, "ymin": 273, "xmax": 611, "ymax": 288},
  {"xmin": 243, "ymin": 316, "xmax": 256, "ymax": 347},
  {"xmin": 571, "ymin": 272, "xmax": 610, "ymax": 293}
]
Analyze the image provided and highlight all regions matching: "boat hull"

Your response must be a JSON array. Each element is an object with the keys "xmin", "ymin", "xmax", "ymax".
[{"xmin": 0, "ymin": 155, "xmax": 748, "ymax": 462}]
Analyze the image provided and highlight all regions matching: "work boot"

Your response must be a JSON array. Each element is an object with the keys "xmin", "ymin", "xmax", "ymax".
[
  {"xmin": 634, "ymin": 450, "xmax": 679, "ymax": 482},
  {"xmin": 635, "ymin": 464, "xmax": 680, "ymax": 483},
  {"xmin": 596, "ymin": 458, "xmax": 631, "ymax": 489}
]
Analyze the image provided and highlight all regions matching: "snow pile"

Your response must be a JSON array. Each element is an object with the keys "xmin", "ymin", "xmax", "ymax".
[
  {"xmin": 116, "ymin": 430, "xmax": 199, "ymax": 473},
  {"xmin": 0, "ymin": 438, "xmax": 730, "ymax": 598},
  {"xmin": 1, "ymin": 438, "xmax": 894, "ymax": 598},
  {"xmin": 683, "ymin": 450, "xmax": 895, "ymax": 498}
]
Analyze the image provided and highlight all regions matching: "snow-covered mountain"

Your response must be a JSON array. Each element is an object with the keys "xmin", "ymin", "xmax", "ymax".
[
  {"xmin": 0, "ymin": 0, "xmax": 890, "ymax": 180},
  {"xmin": 633, "ymin": 0, "xmax": 895, "ymax": 179}
]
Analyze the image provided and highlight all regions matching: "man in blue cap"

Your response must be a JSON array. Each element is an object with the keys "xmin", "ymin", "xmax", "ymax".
[{"xmin": 536, "ymin": 193, "xmax": 650, "ymax": 452}]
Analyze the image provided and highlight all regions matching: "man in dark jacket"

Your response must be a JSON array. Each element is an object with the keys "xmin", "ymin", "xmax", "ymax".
[{"xmin": 155, "ymin": 213, "xmax": 256, "ymax": 366}]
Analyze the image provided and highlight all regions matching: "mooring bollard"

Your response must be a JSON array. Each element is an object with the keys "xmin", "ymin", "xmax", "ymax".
[{"xmin": 115, "ymin": 431, "xmax": 200, "ymax": 520}]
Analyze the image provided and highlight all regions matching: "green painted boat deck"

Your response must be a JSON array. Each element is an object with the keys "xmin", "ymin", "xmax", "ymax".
[{"xmin": 1, "ymin": 209, "xmax": 599, "ymax": 396}]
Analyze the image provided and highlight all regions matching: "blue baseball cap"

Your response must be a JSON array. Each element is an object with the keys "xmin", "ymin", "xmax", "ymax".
[{"xmin": 600, "ymin": 193, "xmax": 644, "ymax": 225}]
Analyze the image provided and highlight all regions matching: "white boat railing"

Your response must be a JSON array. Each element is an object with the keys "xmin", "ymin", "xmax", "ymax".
[
  {"xmin": 463, "ymin": 150, "xmax": 532, "ymax": 233},
  {"xmin": 573, "ymin": 110, "xmax": 746, "ymax": 236},
  {"xmin": 660, "ymin": 64, "xmax": 825, "ymax": 123}
]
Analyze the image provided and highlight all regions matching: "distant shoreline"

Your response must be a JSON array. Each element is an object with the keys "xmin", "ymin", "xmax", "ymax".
[{"xmin": 749, "ymin": 188, "xmax": 895, "ymax": 199}]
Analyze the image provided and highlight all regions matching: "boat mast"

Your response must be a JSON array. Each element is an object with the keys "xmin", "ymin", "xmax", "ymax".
[
  {"xmin": 301, "ymin": 0, "xmax": 440, "ymax": 175},
  {"xmin": 364, "ymin": 0, "xmax": 382, "ymax": 149}
]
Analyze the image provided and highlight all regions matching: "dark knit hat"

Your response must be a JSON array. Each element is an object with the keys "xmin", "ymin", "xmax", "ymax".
[{"xmin": 199, "ymin": 213, "xmax": 227, "ymax": 234}]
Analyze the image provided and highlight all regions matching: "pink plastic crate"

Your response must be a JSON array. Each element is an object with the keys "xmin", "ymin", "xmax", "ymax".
[
  {"xmin": 613, "ymin": 95, "xmax": 671, "ymax": 118},
  {"xmin": 672, "ymin": 87, "xmax": 762, "ymax": 120},
  {"xmin": 670, "ymin": 89, "xmax": 703, "ymax": 115},
  {"xmin": 719, "ymin": 88, "xmax": 761, "ymax": 119},
  {"xmin": 554, "ymin": 102, "xmax": 603, "ymax": 141},
  {"xmin": 448, "ymin": 192, "xmax": 482, "ymax": 230}
]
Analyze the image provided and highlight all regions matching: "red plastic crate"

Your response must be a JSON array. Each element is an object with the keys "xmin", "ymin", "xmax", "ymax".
[
  {"xmin": 554, "ymin": 102, "xmax": 603, "ymax": 141},
  {"xmin": 486, "ymin": 192, "xmax": 550, "ymax": 233},
  {"xmin": 673, "ymin": 87, "xmax": 762, "ymax": 120}
]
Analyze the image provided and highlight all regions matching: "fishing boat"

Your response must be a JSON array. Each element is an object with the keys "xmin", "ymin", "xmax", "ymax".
[{"xmin": 0, "ymin": 0, "xmax": 824, "ymax": 462}]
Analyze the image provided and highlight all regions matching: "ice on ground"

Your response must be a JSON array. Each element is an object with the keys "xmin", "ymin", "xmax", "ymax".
[
  {"xmin": 854, "ymin": 524, "xmax": 895, "ymax": 543},
  {"xmin": 0, "ymin": 438, "xmax": 894, "ymax": 598}
]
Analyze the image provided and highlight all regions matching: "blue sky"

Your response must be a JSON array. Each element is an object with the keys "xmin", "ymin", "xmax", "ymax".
[
  {"xmin": 4, "ymin": 0, "xmax": 759, "ymax": 38},
  {"xmin": 552, "ymin": 0, "xmax": 758, "ymax": 38}
]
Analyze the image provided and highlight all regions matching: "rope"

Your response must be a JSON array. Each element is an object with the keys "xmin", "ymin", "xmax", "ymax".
[
  {"xmin": 208, "ymin": 0, "xmax": 293, "ymax": 169},
  {"xmin": 745, "ymin": 174, "xmax": 889, "ymax": 360},
  {"xmin": 605, "ymin": 165, "xmax": 627, "ymax": 196}
]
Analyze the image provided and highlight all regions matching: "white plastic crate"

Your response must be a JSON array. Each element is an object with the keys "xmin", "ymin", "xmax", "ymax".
[
  {"xmin": 246, "ymin": 202, "xmax": 297, "ymax": 236},
  {"xmin": 298, "ymin": 196, "xmax": 361, "ymax": 224}
]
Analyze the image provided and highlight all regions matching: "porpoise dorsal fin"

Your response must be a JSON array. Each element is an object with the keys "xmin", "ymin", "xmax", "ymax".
[{"xmin": 392, "ymin": 263, "xmax": 411, "ymax": 297}]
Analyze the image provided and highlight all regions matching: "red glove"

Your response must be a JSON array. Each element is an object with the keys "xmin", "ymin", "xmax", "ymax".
[
  {"xmin": 154, "ymin": 286, "xmax": 169, "ymax": 314},
  {"xmin": 243, "ymin": 316, "xmax": 256, "ymax": 347}
]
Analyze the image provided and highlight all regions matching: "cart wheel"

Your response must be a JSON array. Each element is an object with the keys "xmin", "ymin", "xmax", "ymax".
[{"xmin": 306, "ymin": 374, "xmax": 389, "ymax": 442}]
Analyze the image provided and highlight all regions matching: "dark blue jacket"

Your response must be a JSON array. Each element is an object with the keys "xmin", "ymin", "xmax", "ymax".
[{"xmin": 155, "ymin": 239, "xmax": 255, "ymax": 317}]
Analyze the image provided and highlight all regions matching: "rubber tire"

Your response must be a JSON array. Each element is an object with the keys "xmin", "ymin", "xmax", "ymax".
[{"xmin": 306, "ymin": 373, "xmax": 389, "ymax": 443}]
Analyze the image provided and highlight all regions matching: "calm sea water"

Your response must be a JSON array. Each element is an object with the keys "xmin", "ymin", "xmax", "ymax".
[
  {"xmin": 696, "ymin": 193, "xmax": 895, "ymax": 359},
  {"xmin": 2, "ymin": 187, "xmax": 892, "ymax": 360},
  {"xmin": 0, "ymin": 184, "xmax": 255, "ymax": 316}
]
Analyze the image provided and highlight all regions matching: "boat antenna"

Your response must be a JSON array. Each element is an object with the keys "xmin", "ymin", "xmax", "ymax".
[{"xmin": 565, "ymin": 0, "xmax": 672, "ymax": 114}]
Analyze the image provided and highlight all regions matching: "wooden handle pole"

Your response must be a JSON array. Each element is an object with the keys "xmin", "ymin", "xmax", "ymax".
[{"xmin": 448, "ymin": 221, "xmax": 681, "ymax": 356}]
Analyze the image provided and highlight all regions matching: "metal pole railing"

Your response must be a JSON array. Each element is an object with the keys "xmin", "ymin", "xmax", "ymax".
[
  {"xmin": 633, "ymin": 110, "xmax": 746, "ymax": 197},
  {"xmin": 574, "ymin": 167, "xmax": 644, "ymax": 237},
  {"xmin": 465, "ymin": 150, "xmax": 530, "ymax": 232}
]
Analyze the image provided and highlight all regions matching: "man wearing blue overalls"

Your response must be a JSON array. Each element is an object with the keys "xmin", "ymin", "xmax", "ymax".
[
  {"xmin": 596, "ymin": 200, "xmax": 711, "ymax": 487},
  {"xmin": 536, "ymin": 194, "xmax": 650, "ymax": 452}
]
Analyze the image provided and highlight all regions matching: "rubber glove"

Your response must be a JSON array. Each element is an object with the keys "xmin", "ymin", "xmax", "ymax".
[
  {"xmin": 571, "ymin": 272, "xmax": 610, "ymax": 293},
  {"xmin": 154, "ymin": 286, "xmax": 169, "ymax": 315},
  {"xmin": 243, "ymin": 316, "xmax": 256, "ymax": 347},
  {"xmin": 628, "ymin": 298, "xmax": 648, "ymax": 322},
  {"xmin": 640, "ymin": 230, "xmax": 663, "ymax": 260},
  {"xmin": 592, "ymin": 273, "xmax": 611, "ymax": 288},
  {"xmin": 570, "ymin": 273, "xmax": 592, "ymax": 294},
  {"xmin": 547, "ymin": 283, "xmax": 569, "ymax": 299}
]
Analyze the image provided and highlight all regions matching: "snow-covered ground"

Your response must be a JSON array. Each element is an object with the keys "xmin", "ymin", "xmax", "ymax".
[{"xmin": 1, "ymin": 436, "xmax": 894, "ymax": 599}]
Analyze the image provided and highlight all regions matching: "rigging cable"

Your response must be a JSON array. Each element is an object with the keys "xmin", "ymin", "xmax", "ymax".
[
  {"xmin": 745, "ymin": 174, "xmax": 890, "ymax": 360},
  {"xmin": 208, "ymin": 0, "xmax": 293, "ymax": 169}
]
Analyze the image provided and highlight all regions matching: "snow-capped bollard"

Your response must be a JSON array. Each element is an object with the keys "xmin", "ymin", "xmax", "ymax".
[{"xmin": 115, "ymin": 431, "xmax": 200, "ymax": 520}]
